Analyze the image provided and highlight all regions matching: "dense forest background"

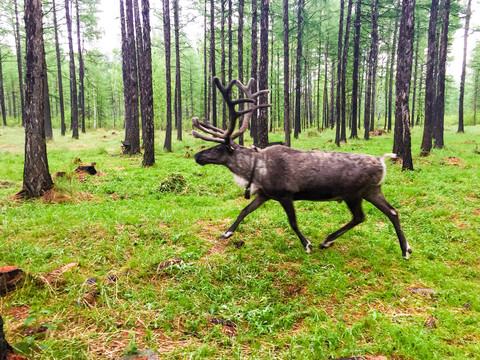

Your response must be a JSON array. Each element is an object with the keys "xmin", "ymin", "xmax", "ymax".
[{"xmin": 0, "ymin": 0, "xmax": 479, "ymax": 141}]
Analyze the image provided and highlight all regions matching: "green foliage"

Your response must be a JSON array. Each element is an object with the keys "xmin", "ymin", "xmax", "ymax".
[{"xmin": 1, "ymin": 125, "xmax": 480, "ymax": 358}]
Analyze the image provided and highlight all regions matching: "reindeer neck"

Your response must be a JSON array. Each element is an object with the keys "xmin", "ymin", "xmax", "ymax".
[{"xmin": 225, "ymin": 146, "xmax": 259, "ymax": 179}]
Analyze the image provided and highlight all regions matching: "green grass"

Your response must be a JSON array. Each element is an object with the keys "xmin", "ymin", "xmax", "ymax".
[{"xmin": 1, "ymin": 124, "xmax": 480, "ymax": 359}]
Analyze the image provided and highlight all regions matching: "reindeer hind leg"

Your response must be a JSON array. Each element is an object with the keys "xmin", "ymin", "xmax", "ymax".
[
  {"xmin": 320, "ymin": 198, "xmax": 365, "ymax": 249},
  {"xmin": 365, "ymin": 188, "xmax": 412, "ymax": 259}
]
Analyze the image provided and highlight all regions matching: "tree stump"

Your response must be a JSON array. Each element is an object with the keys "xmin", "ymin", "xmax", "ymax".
[{"xmin": 0, "ymin": 266, "xmax": 24, "ymax": 295}]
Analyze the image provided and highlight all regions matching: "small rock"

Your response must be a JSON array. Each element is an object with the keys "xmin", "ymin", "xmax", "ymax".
[
  {"xmin": 409, "ymin": 287, "xmax": 434, "ymax": 295},
  {"xmin": 119, "ymin": 349, "xmax": 160, "ymax": 360}
]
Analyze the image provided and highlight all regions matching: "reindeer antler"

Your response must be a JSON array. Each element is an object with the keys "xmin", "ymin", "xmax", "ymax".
[{"xmin": 192, "ymin": 77, "xmax": 271, "ymax": 143}]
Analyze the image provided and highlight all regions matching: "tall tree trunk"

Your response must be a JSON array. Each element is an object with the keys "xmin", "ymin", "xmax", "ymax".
[
  {"xmin": 316, "ymin": 21, "xmax": 322, "ymax": 130},
  {"xmin": 269, "ymin": 15, "xmax": 274, "ymax": 131},
  {"xmin": 293, "ymin": 0, "xmax": 304, "ymax": 139},
  {"xmin": 65, "ymin": 0, "xmax": 78, "ymax": 138},
  {"xmin": 340, "ymin": 0, "xmax": 353, "ymax": 142},
  {"xmin": 0, "ymin": 47, "xmax": 6, "ymax": 126},
  {"xmin": 420, "ymin": 0, "xmax": 439, "ymax": 155},
  {"xmin": 369, "ymin": 0, "xmax": 379, "ymax": 133},
  {"xmin": 163, "ymin": 0, "xmax": 172, "ymax": 151},
  {"xmin": 283, "ymin": 0, "xmax": 290, "ymax": 146},
  {"xmin": 23, "ymin": 0, "xmax": 53, "ymax": 198},
  {"xmin": 14, "ymin": 0, "xmax": 26, "ymax": 126},
  {"xmin": 134, "ymin": 0, "xmax": 145, "ymax": 118},
  {"xmin": 12, "ymin": 86, "xmax": 17, "ymax": 120},
  {"xmin": 411, "ymin": 19, "xmax": 420, "ymax": 128},
  {"xmin": 120, "ymin": 0, "xmax": 128, "ymax": 129},
  {"xmin": 42, "ymin": 39, "xmax": 52, "ymax": 139},
  {"xmin": 250, "ymin": 0, "xmax": 258, "ymax": 142},
  {"xmin": 388, "ymin": 0, "xmax": 400, "ymax": 132},
  {"xmin": 393, "ymin": 0, "xmax": 415, "ymax": 170},
  {"xmin": 335, "ymin": 0, "xmax": 345, "ymax": 146},
  {"xmin": 173, "ymin": 0, "xmax": 182, "ymax": 140},
  {"xmin": 323, "ymin": 41, "xmax": 329, "ymax": 130},
  {"xmin": 257, "ymin": 0, "xmax": 269, "ymax": 148},
  {"xmin": 417, "ymin": 63, "xmax": 424, "ymax": 125},
  {"xmin": 141, "ymin": 0, "xmax": 155, "ymax": 166},
  {"xmin": 209, "ymin": 0, "xmax": 217, "ymax": 127},
  {"xmin": 228, "ymin": 0, "xmax": 233, "ymax": 82},
  {"xmin": 220, "ymin": 0, "xmax": 227, "ymax": 130},
  {"xmin": 124, "ymin": 0, "xmax": 140, "ymax": 154},
  {"xmin": 203, "ymin": 0, "xmax": 207, "ymax": 119},
  {"xmin": 329, "ymin": 58, "xmax": 335, "ymax": 129},
  {"xmin": 458, "ymin": 0, "xmax": 471, "ymax": 133},
  {"xmin": 363, "ymin": 0, "xmax": 379, "ymax": 140},
  {"xmin": 52, "ymin": 0, "xmax": 66, "ymax": 135},
  {"xmin": 433, "ymin": 0, "xmax": 450, "ymax": 148},
  {"xmin": 238, "ymin": 0, "xmax": 245, "ymax": 145},
  {"xmin": 75, "ymin": 0, "xmax": 85, "ymax": 133},
  {"xmin": 474, "ymin": 70, "xmax": 479, "ymax": 126}
]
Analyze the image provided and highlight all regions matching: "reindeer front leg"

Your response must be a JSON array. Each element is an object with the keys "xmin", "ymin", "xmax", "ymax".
[
  {"xmin": 278, "ymin": 198, "xmax": 313, "ymax": 253},
  {"xmin": 220, "ymin": 194, "xmax": 269, "ymax": 239}
]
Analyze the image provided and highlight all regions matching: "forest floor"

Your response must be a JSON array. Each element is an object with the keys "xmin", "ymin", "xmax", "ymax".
[{"xmin": 1, "ymin": 125, "xmax": 479, "ymax": 359}]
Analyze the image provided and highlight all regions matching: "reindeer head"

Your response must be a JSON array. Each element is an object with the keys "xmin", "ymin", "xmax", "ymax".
[{"xmin": 192, "ymin": 77, "xmax": 270, "ymax": 166}]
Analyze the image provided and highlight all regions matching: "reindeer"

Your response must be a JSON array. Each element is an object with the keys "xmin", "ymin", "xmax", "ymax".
[{"xmin": 192, "ymin": 77, "xmax": 412, "ymax": 259}]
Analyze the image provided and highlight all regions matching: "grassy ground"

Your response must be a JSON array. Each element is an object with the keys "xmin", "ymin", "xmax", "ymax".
[{"xmin": 1, "ymin": 125, "xmax": 479, "ymax": 359}]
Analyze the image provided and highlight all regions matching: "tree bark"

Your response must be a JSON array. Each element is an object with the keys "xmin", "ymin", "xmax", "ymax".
[
  {"xmin": 238, "ymin": 0, "xmax": 245, "ymax": 145},
  {"xmin": 221, "ymin": 0, "xmax": 227, "ymax": 130},
  {"xmin": 203, "ymin": 0, "xmax": 207, "ymax": 120},
  {"xmin": 433, "ymin": 0, "xmax": 450, "ymax": 148},
  {"xmin": 65, "ymin": 0, "xmax": 78, "ymax": 138},
  {"xmin": 52, "ymin": 0, "xmax": 66, "ymax": 135},
  {"xmin": 0, "ymin": 47, "xmax": 6, "ymax": 126},
  {"xmin": 335, "ymin": 0, "xmax": 345, "ymax": 146},
  {"xmin": 23, "ymin": 0, "xmax": 53, "ymax": 198},
  {"xmin": 173, "ymin": 0, "xmax": 182, "ymax": 140},
  {"xmin": 14, "ymin": 0, "xmax": 26, "ymax": 126},
  {"xmin": 388, "ymin": 0, "xmax": 400, "ymax": 132},
  {"xmin": 283, "ymin": 0, "xmax": 290, "ymax": 146},
  {"xmin": 228, "ymin": 0, "xmax": 233, "ymax": 83},
  {"xmin": 257, "ymin": 0, "xmax": 269, "ymax": 148},
  {"xmin": 474, "ymin": 70, "xmax": 479, "ymax": 126},
  {"xmin": 120, "ymin": 0, "xmax": 128, "ymax": 129},
  {"xmin": 293, "ymin": 0, "xmax": 304, "ymax": 139},
  {"xmin": 141, "ymin": 0, "xmax": 155, "ymax": 166},
  {"xmin": 124, "ymin": 0, "xmax": 141, "ymax": 154},
  {"xmin": 42, "ymin": 39, "xmax": 52, "ymax": 140},
  {"xmin": 363, "ymin": 0, "xmax": 379, "ymax": 140},
  {"xmin": 75, "ymin": 0, "xmax": 85, "ymax": 133},
  {"xmin": 411, "ymin": 19, "xmax": 420, "ymax": 127},
  {"xmin": 393, "ymin": 0, "xmax": 415, "ymax": 171},
  {"xmin": 350, "ymin": 0, "xmax": 362, "ymax": 139},
  {"xmin": 340, "ymin": 0, "xmax": 353, "ymax": 142},
  {"xmin": 162, "ymin": 0, "xmax": 172, "ymax": 151},
  {"xmin": 458, "ymin": 0, "xmax": 471, "ymax": 133},
  {"xmin": 420, "ymin": 0, "xmax": 439, "ymax": 155},
  {"xmin": 250, "ymin": 0, "xmax": 258, "ymax": 142},
  {"xmin": 209, "ymin": 0, "xmax": 217, "ymax": 127},
  {"xmin": 369, "ymin": 0, "xmax": 379, "ymax": 133},
  {"xmin": 323, "ymin": 42, "xmax": 329, "ymax": 130}
]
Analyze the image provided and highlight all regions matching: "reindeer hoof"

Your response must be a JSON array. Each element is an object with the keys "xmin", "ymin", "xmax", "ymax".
[
  {"xmin": 305, "ymin": 243, "xmax": 313, "ymax": 254},
  {"xmin": 403, "ymin": 246, "xmax": 413, "ymax": 260},
  {"xmin": 319, "ymin": 241, "xmax": 334, "ymax": 249},
  {"xmin": 220, "ymin": 231, "xmax": 233, "ymax": 240}
]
